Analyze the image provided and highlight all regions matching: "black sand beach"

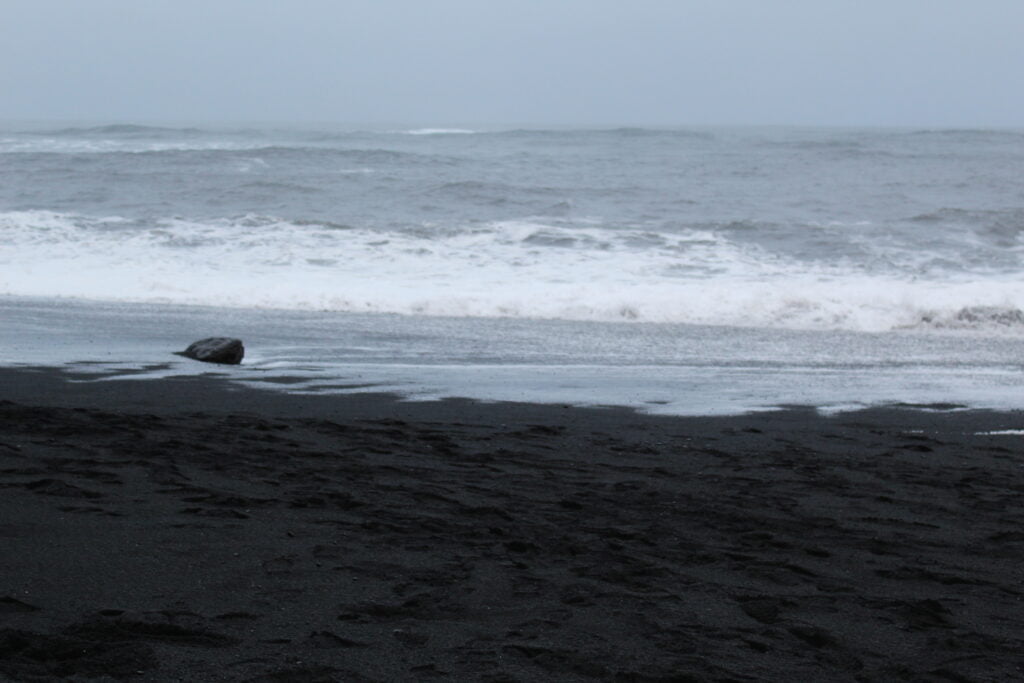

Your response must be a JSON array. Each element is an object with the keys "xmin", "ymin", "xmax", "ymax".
[{"xmin": 1, "ymin": 367, "xmax": 1022, "ymax": 681}]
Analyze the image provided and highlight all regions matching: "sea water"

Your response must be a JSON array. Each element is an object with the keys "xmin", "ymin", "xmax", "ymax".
[{"xmin": 2, "ymin": 123, "xmax": 1023, "ymax": 414}]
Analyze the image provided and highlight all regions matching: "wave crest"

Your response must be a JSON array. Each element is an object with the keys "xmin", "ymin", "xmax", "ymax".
[
  {"xmin": 916, "ymin": 306, "xmax": 1024, "ymax": 330},
  {"xmin": 39, "ymin": 124, "xmax": 205, "ymax": 137}
]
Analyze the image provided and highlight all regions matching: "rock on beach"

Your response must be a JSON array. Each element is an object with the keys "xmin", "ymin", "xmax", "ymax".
[{"xmin": 178, "ymin": 337, "xmax": 244, "ymax": 365}]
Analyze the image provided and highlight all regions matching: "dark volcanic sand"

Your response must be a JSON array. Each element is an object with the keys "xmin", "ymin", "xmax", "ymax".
[{"xmin": 1, "ymin": 367, "xmax": 1022, "ymax": 682}]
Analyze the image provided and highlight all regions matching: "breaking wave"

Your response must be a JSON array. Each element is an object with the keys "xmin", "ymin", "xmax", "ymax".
[{"xmin": 3, "ymin": 210, "xmax": 1024, "ymax": 334}]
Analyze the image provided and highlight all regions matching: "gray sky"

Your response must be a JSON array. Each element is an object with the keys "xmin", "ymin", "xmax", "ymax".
[{"xmin": 2, "ymin": 0, "xmax": 1022, "ymax": 126}]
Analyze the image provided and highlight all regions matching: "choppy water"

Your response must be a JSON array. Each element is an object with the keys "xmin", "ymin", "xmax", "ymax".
[{"xmin": 2, "ymin": 122, "xmax": 1024, "ymax": 413}]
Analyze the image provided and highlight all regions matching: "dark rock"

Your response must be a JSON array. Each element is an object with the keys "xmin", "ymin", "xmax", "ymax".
[{"xmin": 177, "ymin": 337, "xmax": 244, "ymax": 365}]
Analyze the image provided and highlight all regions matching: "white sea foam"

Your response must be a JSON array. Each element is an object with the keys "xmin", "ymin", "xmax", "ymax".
[
  {"xmin": 2, "ymin": 210, "xmax": 1024, "ymax": 333},
  {"xmin": 401, "ymin": 128, "xmax": 477, "ymax": 135},
  {"xmin": 0, "ymin": 138, "xmax": 265, "ymax": 154}
]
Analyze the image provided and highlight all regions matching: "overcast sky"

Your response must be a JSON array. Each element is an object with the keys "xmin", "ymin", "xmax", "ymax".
[{"xmin": 2, "ymin": 0, "xmax": 1022, "ymax": 127}]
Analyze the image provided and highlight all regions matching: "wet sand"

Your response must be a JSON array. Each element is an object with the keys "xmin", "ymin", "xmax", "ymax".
[{"xmin": 1, "ymin": 367, "xmax": 1023, "ymax": 681}]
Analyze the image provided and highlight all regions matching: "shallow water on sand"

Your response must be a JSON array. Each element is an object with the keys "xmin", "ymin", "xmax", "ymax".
[{"xmin": 4, "ymin": 296, "xmax": 1023, "ymax": 415}]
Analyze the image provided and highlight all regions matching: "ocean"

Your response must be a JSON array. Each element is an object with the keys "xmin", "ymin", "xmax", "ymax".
[{"xmin": 2, "ymin": 122, "xmax": 1023, "ymax": 414}]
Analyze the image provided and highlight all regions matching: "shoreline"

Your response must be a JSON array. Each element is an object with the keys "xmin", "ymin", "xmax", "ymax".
[
  {"xmin": 5, "ymin": 293, "xmax": 1024, "ymax": 417},
  {"xmin": 1, "ymin": 367, "xmax": 1023, "ymax": 680}
]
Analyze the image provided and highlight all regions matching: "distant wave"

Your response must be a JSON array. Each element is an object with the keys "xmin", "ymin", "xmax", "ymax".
[
  {"xmin": 909, "ymin": 207, "xmax": 1024, "ymax": 223},
  {"xmin": 239, "ymin": 180, "xmax": 323, "ymax": 194},
  {"xmin": 202, "ymin": 145, "xmax": 444, "ymax": 161},
  {"xmin": 401, "ymin": 128, "xmax": 478, "ymax": 135},
  {"xmin": 603, "ymin": 127, "xmax": 716, "ymax": 140},
  {"xmin": 213, "ymin": 146, "xmax": 462, "ymax": 166},
  {"xmin": 427, "ymin": 180, "xmax": 566, "ymax": 203},
  {"xmin": 491, "ymin": 127, "xmax": 716, "ymax": 141},
  {"xmin": 903, "ymin": 128, "xmax": 1024, "ymax": 142},
  {"xmin": 1, "ymin": 137, "xmax": 256, "ymax": 155},
  {"xmin": 389, "ymin": 126, "xmax": 717, "ymax": 139},
  {"xmin": 0, "ymin": 140, "xmax": 458, "ymax": 162},
  {"xmin": 757, "ymin": 139, "xmax": 866, "ymax": 152}
]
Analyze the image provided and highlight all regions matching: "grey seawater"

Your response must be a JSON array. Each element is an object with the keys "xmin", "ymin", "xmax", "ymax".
[
  {"xmin": 3, "ymin": 123, "xmax": 1024, "ymax": 413},
  {"xmin": 3, "ymin": 296, "xmax": 1023, "ymax": 415}
]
